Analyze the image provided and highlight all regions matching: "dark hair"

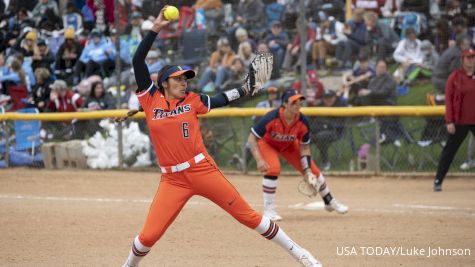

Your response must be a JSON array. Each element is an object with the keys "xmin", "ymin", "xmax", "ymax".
[
  {"xmin": 452, "ymin": 17, "xmax": 466, "ymax": 27},
  {"xmin": 90, "ymin": 81, "xmax": 104, "ymax": 98},
  {"xmin": 405, "ymin": 27, "xmax": 416, "ymax": 37},
  {"xmin": 156, "ymin": 65, "xmax": 175, "ymax": 94}
]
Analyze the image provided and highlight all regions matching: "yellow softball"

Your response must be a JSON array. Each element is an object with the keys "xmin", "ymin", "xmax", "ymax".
[{"xmin": 164, "ymin": 6, "xmax": 179, "ymax": 21}]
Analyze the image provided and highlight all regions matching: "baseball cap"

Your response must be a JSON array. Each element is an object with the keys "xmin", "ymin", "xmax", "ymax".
[
  {"xmin": 37, "ymin": 39, "xmax": 46, "ymax": 46},
  {"xmin": 462, "ymin": 48, "xmax": 475, "ymax": 57},
  {"xmin": 131, "ymin": 11, "xmax": 142, "ymax": 19},
  {"xmin": 25, "ymin": 31, "xmax": 37, "ymax": 41},
  {"xmin": 64, "ymin": 27, "xmax": 75, "ymax": 39},
  {"xmin": 281, "ymin": 90, "xmax": 305, "ymax": 103},
  {"xmin": 90, "ymin": 29, "xmax": 102, "ymax": 38},
  {"xmin": 158, "ymin": 65, "xmax": 196, "ymax": 85},
  {"xmin": 271, "ymin": 20, "xmax": 282, "ymax": 27}
]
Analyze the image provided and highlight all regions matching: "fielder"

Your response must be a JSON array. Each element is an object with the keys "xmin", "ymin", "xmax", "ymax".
[
  {"xmin": 122, "ymin": 6, "xmax": 322, "ymax": 267},
  {"xmin": 248, "ymin": 90, "xmax": 348, "ymax": 221}
]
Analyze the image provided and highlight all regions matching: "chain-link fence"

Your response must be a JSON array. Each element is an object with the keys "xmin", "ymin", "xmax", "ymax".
[{"xmin": 1, "ymin": 108, "xmax": 474, "ymax": 175}]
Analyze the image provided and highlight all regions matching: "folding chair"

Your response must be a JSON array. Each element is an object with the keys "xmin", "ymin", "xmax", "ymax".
[
  {"xmin": 9, "ymin": 108, "xmax": 43, "ymax": 166},
  {"xmin": 7, "ymin": 84, "xmax": 28, "ymax": 112}
]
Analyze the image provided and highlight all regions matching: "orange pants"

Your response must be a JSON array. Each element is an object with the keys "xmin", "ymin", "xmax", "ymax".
[
  {"xmin": 258, "ymin": 140, "xmax": 321, "ymax": 177},
  {"xmin": 138, "ymin": 156, "xmax": 262, "ymax": 247}
]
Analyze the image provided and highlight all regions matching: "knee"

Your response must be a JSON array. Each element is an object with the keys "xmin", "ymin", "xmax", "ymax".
[
  {"xmin": 138, "ymin": 232, "xmax": 159, "ymax": 248},
  {"xmin": 265, "ymin": 167, "xmax": 280, "ymax": 177}
]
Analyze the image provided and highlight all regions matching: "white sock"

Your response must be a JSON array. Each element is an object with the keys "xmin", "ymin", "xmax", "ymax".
[
  {"xmin": 255, "ymin": 215, "xmax": 305, "ymax": 260},
  {"xmin": 262, "ymin": 178, "xmax": 278, "ymax": 210},
  {"xmin": 124, "ymin": 236, "xmax": 151, "ymax": 267},
  {"xmin": 317, "ymin": 173, "xmax": 330, "ymax": 197}
]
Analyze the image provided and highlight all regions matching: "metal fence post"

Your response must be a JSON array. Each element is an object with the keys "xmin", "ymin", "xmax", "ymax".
[
  {"xmin": 2, "ymin": 120, "xmax": 9, "ymax": 167},
  {"xmin": 241, "ymin": 117, "xmax": 247, "ymax": 174},
  {"xmin": 115, "ymin": 0, "xmax": 124, "ymax": 169},
  {"xmin": 374, "ymin": 117, "xmax": 381, "ymax": 175}
]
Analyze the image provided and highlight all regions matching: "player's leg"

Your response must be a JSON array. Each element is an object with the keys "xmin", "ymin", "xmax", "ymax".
[
  {"xmin": 434, "ymin": 125, "xmax": 470, "ymax": 191},
  {"xmin": 281, "ymin": 142, "xmax": 348, "ymax": 214},
  {"xmin": 124, "ymin": 173, "xmax": 193, "ymax": 267},
  {"xmin": 258, "ymin": 139, "xmax": 283, "ymax": 221},
  {"xmin": 190, "ymin": 161, "xmax": 322, "ymax": 266}
]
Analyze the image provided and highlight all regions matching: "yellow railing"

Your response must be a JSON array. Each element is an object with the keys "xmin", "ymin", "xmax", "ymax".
[{"xmin": 0, "ymin": 106, "xmax": 445, "ymax": 121}]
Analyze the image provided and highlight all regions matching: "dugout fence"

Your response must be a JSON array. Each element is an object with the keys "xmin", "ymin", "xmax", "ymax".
[{"xmin": 1, "ymin": 106, "xmax": 474, "ymax": 176}]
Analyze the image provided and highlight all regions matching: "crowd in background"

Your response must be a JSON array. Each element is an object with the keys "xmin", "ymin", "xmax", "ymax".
[{"xmin": 0, "ymin": 0, "xmax": 475, "ymax": 169}]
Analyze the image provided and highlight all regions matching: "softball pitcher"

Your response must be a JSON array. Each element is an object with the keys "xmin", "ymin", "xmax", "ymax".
[
  {"xmin": 248, "ymin": 90, "xmax": 348, "ymax": 221},
  {"xmin": 122, "ymin": 7, "xmax": 322, "ymax": 267}
]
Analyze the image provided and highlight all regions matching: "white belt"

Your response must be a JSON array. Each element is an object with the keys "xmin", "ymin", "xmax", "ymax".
[{"xmin": 160, "ymin": 153, "xmax": 205, "ymax": 173}]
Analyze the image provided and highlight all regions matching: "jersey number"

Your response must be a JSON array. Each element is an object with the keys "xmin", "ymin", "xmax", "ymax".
[{"xmin": 182, "ymin": 122, "xmax": 189, "ymax": 139}]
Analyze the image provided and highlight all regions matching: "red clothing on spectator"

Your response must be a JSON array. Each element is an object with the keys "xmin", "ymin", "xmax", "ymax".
[
  {"xmin": 48, "ymin": 91, "xmax": 84, "ymax": 112},
  {"xmin": 445, "ymin": 68, "xmax": 475, "ymax": 124}
]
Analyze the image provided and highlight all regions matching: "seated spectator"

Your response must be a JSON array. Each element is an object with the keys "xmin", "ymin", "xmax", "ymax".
[
  {"xmin": 431, "ymin": 35, "xmax": 470, "ymax": 93},
  {"xmin": 221, "ymin": 57, "xmax": 247, "ymax": 91},
  {"xmin": 32, "ymin": 0, "xmax": 59, "ymax": 24},
  {"xmin": 31, "ymin": 39, "xmax": 55, "ymax": 72},
  {"xmin": 282, "ymin": 20, "xmax": 316, "ymax": 72},
  {"xmin": 0, "ymin": 58, "xmax": 27, "ymax": 94},
  {"xmin": 83, "ymin": 81, "xmax": 116, "ymax": 135},
  {"xmin": 264, "ymin": 21, "xmax": 289, "ymax": 69},
  {"xmin": 124, "ymin": 11, "xmax": 144, "ymax": 42},
  {"xmin": 237, "ymin": 41, "xmax": 256, "ymax": 67},
  {"xmin": 63, "ymin": 2, "xmax": 83, "ymax": 32},
  {"xmin": 55, "ymin": 27, "xmax": 83, "ymax": 83},
  {"xmin": 16, "ymin": 31, "xmax": 38, "ymax": 58},
  {"xmin": 146, "ymin": 50, "xmax": 165, "ymax": 73},
  {"xmin": 312, "ymin": 12, "xmax": 347, "ymax": 73},
  {"xmin": 336, "ymin": 8, "xmax": 367, "ymax": 70},
  {"xmin": 28, "ymin": 68, "xmax": 51, "ymax": 112},
  {"xmin": 357, "ymin": 60, "xmax": 411, "ymax": 145},
  {"xmin": 44, "ymin": 79, "xmax": 84, "ymax": 140},
  {"xmin": 363, "ymin": 11, "xmax": 399, "ymax": 61},
  {"xmin": 197, "ymin": 37, "xmax": 235, "ymax": 92},
  {"xmin": 235, "ymin": 0, "xmax": 265, "ymax": 30},
  {"xmin": 392, "ymin": 27, "xmax": 426, "ymax": 90},
  {"xmin": 234, "ymin": 27, "xmax": 256, "ymax": 52},
  {"xmin": 312, "ymin": 89, "xmax": 348, "ymax": 170},
  {"xmin": 11, "ymin": 53, "xmax": 36, "ymax": 91},
  {"xmin": 101, "ymin": 29, "xmax": 131, "ymax": 75},
  {"xmin": 292, "ymin": 69, "xmax": 324, "ymax": 106},
  {"xmin": 74, "ymin": 30, "xmax": 110, "ymax": 84},
  {"xmin": 342, "ymin": 53, "xmax": 375, "ymax": 105}
]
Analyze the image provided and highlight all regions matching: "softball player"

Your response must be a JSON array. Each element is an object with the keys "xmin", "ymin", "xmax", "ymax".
[
  {"xmin": 122, "ymin": 7, "xmax": 322, "ymax": 267},
  {"xmin": 248, "ymin": 90, "xmax": 348, "ymax": 221}
]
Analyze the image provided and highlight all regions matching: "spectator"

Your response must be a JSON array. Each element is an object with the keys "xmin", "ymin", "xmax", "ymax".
[
  {"xmin": 352, "ymin": 0, "xmax": 386, "ymax": 16},
  {"xmin": 433, "ymin": 48, "xmax": 475, "ymax": 191},
  {"xmin": 0, "ymin": 58, "xmax": 27, "ymax": 93},
  {"xmin": 74, "ymin": 30, "xmax": 110, "ymax": 83},
  {"xmin": 197, "ymin": 37, "xmax": 235, "ymax": 92},
  {"xmin": 124, "ymin": 11, "xmax": 143, "ymax": 41},
  {"xmin": 81, "ymin": 2, "xmax": 95, "ymax": 32},
  {"xmin": 102, "ymin": 28, "xmax": 131, "ymax": 75},
  {"xmin": 392, "ymin": 27, "xmax": 425, "ymax": 90},
  {"xmin": 55, "ymin": 27, "xmax": 83, "ymax": 82},
  {"xmin": 13, "ymin": 53, "xmax": 36, "ymax": 91},
  {"xmin": 32, "ymin": 0, "xmax": 59, "ymax": 20},
  {"xmin": 380, "ymin": 0, "xmax": 402, "ymax": 18},
  {"xmin": 311, "ymin": 12, "xmax": 347, "ymax": 73},
  {"xmin": 342, "ymin": 53, "xmax": 375, "ymax": 105},
  {"xmin": 31, "ymin": 39, "xmax": 55, "ymax": 72},
  {"xmin": 336, "ymin": 8, "xmax": 367, "ymax": 70},
  {"xmin": 400, "ymin": 0, "xmax": 430, "ymax": 19},
  {"xmin": 308, "ymin": 0, "xmax": 345, "ymax": 22},
  {"xmin": 236, "ymin": 0, "xmax": 265, "ymax": 29},
  {"xmin": 17, "ymin": 31, "xmax": 38, "ymax": 58},
  {"xmin": 193, "ymin": 0, "xmax": 223, "ymax": 34},
  {"xmin": 292, "ymin": 69, "xmax": 325, "ymax": 106},
  {"xmin": 84, "ymin": 81, "xmax": 115, "ymax": 111},
  {"xmin": 264, "ymin": 20, "xmax": 289, "ymax": 69},
  {"xmin": 47, "ymin": 79, "xmax": 83, "ymax": 112},
  {"xmin": 234, "ymin": 27, "xmax": 256, "ymax": 52},
  {"xmin": 448, "ymin": 17, "xmax": 472, "ymax": 48},
  {"xmin": 221, "ymin": 57, "xmax": 247, "ymax": 91},
  {"xmin": 363, "ymin": 11, "xmax": 399, "ymax": 61},
  {"xmin": 44, "ymin": 79, "xmax": 84, "ymax": 140},
  {"xmin": 434, "ymin": 18, "xmax": 450, "ymax": 54},
  {"xmin": 312, "ymin": 89, "xmax": 348, "ymax": 171},
  {"xmin": 63, "ymin": 1, "xmax": 83, "ymax": 32},
  {"xmin": 145, "ymin": 50, "xmax": 165, "ymax": 73},
  {"xmin": 28, "ymin": 68, "xmax": 51, "ymax": 112},
  {"xmin": 431, "ymin": 35, "xmax": 470, "ymax": 93},
  {"xmin": 237, "ymin": 41, "xmax": 256, "ymax": 67},
  {"xmin": 357, "ymin": 60, "xmax": 411, "ymax": 146},
  {"xmin": 282, "ymin": 20, "xmax": 316, "ymax": 72}
]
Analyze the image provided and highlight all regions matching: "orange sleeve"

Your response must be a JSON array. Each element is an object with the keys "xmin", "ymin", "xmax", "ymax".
[
  {"xmin": 190, "ymin": 92, "xmax": 210, "ymax": 115},
  {"xmin": 209, "ymin": 52, "xmax": 220, "ymax": 69},
  {"xmin": 136, "ymin": 84, "xmax": 159, "ymax": 112},
  {"xmin": 222, "ymin": 52, "xmax": 236, "ymax": 68}
]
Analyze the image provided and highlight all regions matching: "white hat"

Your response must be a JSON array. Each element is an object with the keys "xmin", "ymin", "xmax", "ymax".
[{"xmin": 141, "ymin": 20, "xmax": 153, "ymax": 31}]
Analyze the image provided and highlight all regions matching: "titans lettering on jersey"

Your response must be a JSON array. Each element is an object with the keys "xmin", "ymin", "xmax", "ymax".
[
  {"xmin": 271, "ymin": 131, "xmax": 296, "ymax": 142},
  {"xmin": 152, "ymin": 104, "xmax": 192, "ymax": 120}
]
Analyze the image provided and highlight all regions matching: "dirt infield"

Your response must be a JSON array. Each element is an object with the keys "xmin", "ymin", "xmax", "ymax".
[{"xmin": 0, "ymin": 168, "xmax": 474, "ymax": 267}]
